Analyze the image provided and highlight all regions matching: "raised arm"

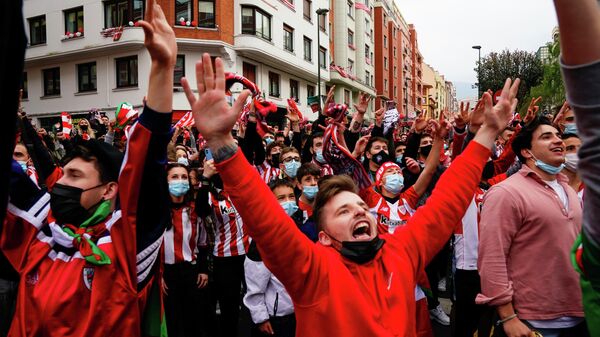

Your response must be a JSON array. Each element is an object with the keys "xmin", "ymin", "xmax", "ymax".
[
  {"xmin": 411, "ymin": 113, "xmax": 449, "ymax": 197},
  {"xmin": 397, "ymin": 78, "xmax": 520, "ymax": 270},
  {"xmin": 183, "ymin": 53, "xmax": 325, "ymax": 305}
]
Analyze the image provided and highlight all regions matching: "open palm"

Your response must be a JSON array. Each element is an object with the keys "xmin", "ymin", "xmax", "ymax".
[{"xmin": 182, "ymin": 53, "xmax": 250, "ymax": 142}]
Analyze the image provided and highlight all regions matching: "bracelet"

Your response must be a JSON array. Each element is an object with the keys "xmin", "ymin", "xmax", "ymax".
[{"xmin": 496, "ymin": 313, "xmax": 518, "ymax": 326}]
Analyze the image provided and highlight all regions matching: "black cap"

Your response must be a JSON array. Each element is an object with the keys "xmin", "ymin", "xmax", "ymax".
[{"xmin": 70, "ymin": 139, "xmax": 124, "ymax": 182}]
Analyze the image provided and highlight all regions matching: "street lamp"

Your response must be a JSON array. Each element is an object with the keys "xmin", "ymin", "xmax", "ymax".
[
  {"xmin": 472, "ymin": 45, "xmax": 482, "ymax": 98},
  {"xmin": 316, "ymin": 8, "xmax": 329, "ymax": 111}
]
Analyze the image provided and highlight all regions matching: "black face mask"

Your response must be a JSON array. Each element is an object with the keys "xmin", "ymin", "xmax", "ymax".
[
  {"xmin": 50, "ymin": 183, "xmax": 104, "ymax": 225},
  {"xmin": 270, "ymin": 154, "xmax": 281, "ymax": 167},
  {"xmin": 80, "ymin": 125, "xmax": 88, "ymax": 130},
  {"xmin": 419, "ymin": 145, "xmax": 432, "ymax": 157},
  {"xmin": 327, "ymin": 233, "xmax": 386, "ymax": 264},
  {"xmin": 371, "ymin": 150, "xmax": 390, "ymax": 166}
]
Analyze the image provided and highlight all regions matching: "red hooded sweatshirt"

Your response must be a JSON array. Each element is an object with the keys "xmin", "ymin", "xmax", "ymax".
[{"xmin": 216, "ymin": 141, "xmax": 490, "ymax": 337}]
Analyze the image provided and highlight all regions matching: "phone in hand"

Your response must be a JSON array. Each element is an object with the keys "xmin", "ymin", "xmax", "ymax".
[{"xmin": 205, "ymin": 148, "xmax": 213, "ymax": 161}]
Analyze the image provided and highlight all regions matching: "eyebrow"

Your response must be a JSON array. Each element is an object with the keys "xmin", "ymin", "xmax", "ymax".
[
  {"xmin": 66, "ymin": 167, "xmax": 84, "ymax": 176},
  {"xmin": 538, "ymin": 132, "xmax": 555, "ymax": 138}
]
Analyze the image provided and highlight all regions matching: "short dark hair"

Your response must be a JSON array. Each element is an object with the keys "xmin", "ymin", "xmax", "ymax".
[
  {"xmin": 562, "ymin": 133, "xmax": 580, "ymax": 141},
  {"xmin": 511, "ymin": 116, "xmax": 554, "ymax": 163},
  {"xmin": 365, "ymin": 136, "xmax": 389, "ymax": 154},
  {"xmin": 297, "ymin": 163, "xmax": 321, "ymax": 182},
  {"xmin": 266, "ymin": 141, "xmax": 285, "ymax": 157},
  {"xmin": 268, "ymin": 178, "xmax": 296, "ymax": 192},
  {"xmin": 279, "ymin": 147, "xmax": 299, "ymax": 162},
  {"xmin": 313, "ymin": 175, "xmax": 358, "ymax": 231},
  {"xmin": 62, "ymin": 141, "xmax": 123, "ymax": 184}
]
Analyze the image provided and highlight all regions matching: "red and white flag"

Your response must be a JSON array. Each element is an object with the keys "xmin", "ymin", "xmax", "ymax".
[
  {"xmin": 61, "ymin": 112, "xmax": 72, "ymax": 139},
  {"xmin": 174, "ymin": 111, "xmax": 195, "ymax": 129},
  {"xmin": 355, "ymin": 2, "xmax": 371, "ymax": 14}
]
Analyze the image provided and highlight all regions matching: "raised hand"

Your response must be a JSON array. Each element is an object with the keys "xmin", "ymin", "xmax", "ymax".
[
  {"xmin": 454, "ymin": 101, "xmax": 471, "ymax": 129},
  {"xmin": 324, "ymin": 85, "xmax": 336, "ymax": 108},
  {"xmin": 469, "ymin": 99, "xmax": 485, "ymax": 132},
  {"xmin": 430, "ymin": 111, "xmax": 451, "ymax": 140},
  {"xmin": 405, "ymin": 158, "xmax": 421, "ymax": 174},
  {"xmin": 552, "ymin": 101, "xmax": 570, "ymax": 130},
  {"xmin": 137, "ymin": 0, "xmax": 177, "ymax": 66},
  {"xmin": 374, "ymin": 108, "xmax": 385, "ymax": 127},
  {"xmin": 182, "ymin": 53, "xmax": 251, "ymax": 150},
  {"xmin": 353, "ymin": 92, "xmax": 372, "ymax": 115},
  {"xmin": 524, "ymin": 96, "xmax": 542, "ymax": 124},
  {"xmin": 352, "ymin": 135, "xmax": 371, "ymax": 159},
  {"xmin": 286, "ymin": 106, "xmax": 300, "ymax": 123},
  {"xmin": 412, "ymin": 113, "xmax": 428, "ymax": 133}
]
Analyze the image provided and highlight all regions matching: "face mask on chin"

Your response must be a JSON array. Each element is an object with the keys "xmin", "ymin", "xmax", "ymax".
[
  {"xmin": 50, "ymin": 183, "xmax": 106, "ymax": 225},
  {"xmin": 528, "ymin": 151, "xmax": 565, "ymax": 175},
  {"xmin": 324, "ymin": 231, "xmax": 385, "ymax": 264}
]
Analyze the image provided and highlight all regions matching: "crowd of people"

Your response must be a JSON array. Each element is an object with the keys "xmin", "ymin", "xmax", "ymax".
[{"xmin": 1, "ymin": 0, "xmax": 600, "ymax": 337}]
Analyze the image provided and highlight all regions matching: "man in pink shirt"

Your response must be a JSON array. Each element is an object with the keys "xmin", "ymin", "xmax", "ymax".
[{"xmin": 477, "ymin": 117, "xmax": 587, "ymax": 337}]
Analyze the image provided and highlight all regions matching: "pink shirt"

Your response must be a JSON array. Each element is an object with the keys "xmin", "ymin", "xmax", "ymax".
[{"xmin": 476, "ymin": 165, "xmax": 584, "ymax": 321}]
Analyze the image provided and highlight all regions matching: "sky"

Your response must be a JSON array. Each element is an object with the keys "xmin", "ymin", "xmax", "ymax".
[{"xmin": 394, "ymin": 0, "xmax": 558, "ymax": 100}]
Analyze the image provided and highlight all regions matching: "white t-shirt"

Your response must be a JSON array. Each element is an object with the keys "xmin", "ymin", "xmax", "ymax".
[{"xmin": 545, "ymin": 179, "xmax": 569, "ymax": 211}]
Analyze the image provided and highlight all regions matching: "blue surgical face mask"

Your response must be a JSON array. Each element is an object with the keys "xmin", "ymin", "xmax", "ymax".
[
  {"xmin": 265, "ymin": 137, "xmax": 274, "ymax": 146},
  {"xmin": 281, "ymin": 201, "xmax": 298, "ymax": 216},
  {"xmin": 444, "ymin": 144, "xmax": 449, "ymax": 151},
  {"xmin": 315, "ymin": 150, "xmax": 326, "ymax": 164},
  {"xmin": 284, "ymin": 160, "xmax": 301, "ymax": 178},
  {"xmin": 168, "ymin": 179, "xmax": 190, "ymax": 197},
  {"xmin": 395, "ymin": 155, "xmax": 403, "ymax": 164},
  {"xmin": 302, "ymin": 185, "xmax": 318, "ymax": 200},
  {"xmin": 383, "ymin": 173, "xmax": 404, "ymax": 195},
  {"xmin": 564, "ymin": 123, "xmax": 578, "ymax": 135},
  {"xmin": 529, "ymin": 152, "xmax": 565, "ymax": 175},
  {"xmin": 177, "ymin": 157, "xmax": 189, "ymax": 166},
  {"xmin": 17, "ymin": 160, "xmax": 28, "ymax": 172}
]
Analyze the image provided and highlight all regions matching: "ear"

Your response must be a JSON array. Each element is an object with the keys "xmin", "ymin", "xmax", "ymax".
[
  {"xmin": 102, "ymin": 182, "xmax": 119, "ymax": 201},
  {"xmin": 365, "ymin": 151, "xmax": 373, "ymax": 159},
  {"xmin": 521, "ymin": 148, "xmax": 533, "ymax": 161},
  {"xmin": 297, "ymin": 181, "xmax": 304, "ymax": 191},
  {"xmin": 309, "ymin": 147, "xmax": 314, "ymax": 155},
  {"xmin": 318, "ymin": 231, "xmax": 333, "ymax": 246}
]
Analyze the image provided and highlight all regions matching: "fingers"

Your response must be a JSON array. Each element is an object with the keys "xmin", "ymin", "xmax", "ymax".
[
  {"xmin": 483, "ymin": 91, "xmax": 493, "ymax": 113},
  {"xmin": 137, "ymin": 20, "xmax": 154, "ymax": 42},
  {"xmin": 509, "ymin": 78, "xmax": 520, "ymax": 100},
  {"xmin": 145, "ymin": 0, "xmax": 155, "ymax": 22},
  {"xmin": 214, "ymin": 57, "xmax": 225, "ymax": 91},
  {"xmin": 181, "ymin": 77, "xmax": 197, "ymax": 106},
  {"xmin": 202, "ymin": 53, "xmax": 215, "ymax": 90},
  {"xmin": 195, "ymin": 60, "xmax": 205, "ymax": 94},
  {"xmin": 232, "ymin": 90, "xmax": 252, "ymax": 119}
]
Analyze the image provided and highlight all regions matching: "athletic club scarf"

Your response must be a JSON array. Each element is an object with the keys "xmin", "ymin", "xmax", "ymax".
[
  {"xmin": 114, "ymin": 102, "xmax": 139, "ymax": 130},
  {"xmin": 61, "ymin": 112, "xmax": 72, "ymax": 139},
  {"xmin": 62, "ymin": 200, "xmax": 112, "ymax": 265},
  {"xmin": 287, "ymin": 98, "xmax": 307, "ymax": 127},
  {"xmin": 322, "ymin": 103, "xmax": 371, "ymax": 190},
  {"xmin": 225, "ymin": 73, "xmax": 277, "ymax": 137}
]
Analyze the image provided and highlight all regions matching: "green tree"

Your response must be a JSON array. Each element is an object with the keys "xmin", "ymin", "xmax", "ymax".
[
  {"xmin": 477, "ymin": 49, "xmax": 543, "ymax": 108},
  {"xmin": 525, "ymin": 41, "xmax": 565, "ymax": 114}
]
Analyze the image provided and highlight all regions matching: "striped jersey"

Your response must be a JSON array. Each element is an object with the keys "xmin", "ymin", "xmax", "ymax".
[
  {"xmin": 362, "ymin": 187, "xmax": 419, "ymax": 234},
  {"xmin": 256, "ymin": 161, "xmax": 280, "ymax": 184},
  {"xmin": 311, "ymin": 159, "xmax": 334, "ymax": 177},
  {"xmin": 164, "ymin": 204, "xmax": 199, "ymax": 264},
  {"xmin": 208, "ymin": 191, "xmax": 250, "ymax": 257},
  {"xmin": 453, "ymin": 188, "xmax": 485, "ymax": 271}
]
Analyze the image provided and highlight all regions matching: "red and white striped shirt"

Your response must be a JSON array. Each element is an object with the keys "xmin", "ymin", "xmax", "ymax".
[
  {"xmin": 209, "ymin": 192, "xmax": 250, "ymax": 257},
  {"xmin": 257, "ymin": 162, "xmax": 280, "ymax": 184},
  {"xmin": 453, "ymin": 189, "xmax": 485, "ymax": 271},
  {"xmin": 312, "ymin": 159, "xmax": 334, "ymax": 177},
  {"xmin": 26, "ymin": 166, "xmax": 39, "ymax": 187},
  {"xmin": 164, "ymin": 204, "xmax": 199, "ymax": 265},
  {"xmin": 362, "ymin": 187, "xmax": 419, "ymax": 234}
]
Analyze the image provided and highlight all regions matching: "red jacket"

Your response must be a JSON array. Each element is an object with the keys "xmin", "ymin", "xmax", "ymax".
[
  {"xmin": 216, "ymin": 141, "xmax": 490, "ymax": 336},
  {"xmin": 2, "ymin": 107, "xmax": 172, "ymax": 337}
]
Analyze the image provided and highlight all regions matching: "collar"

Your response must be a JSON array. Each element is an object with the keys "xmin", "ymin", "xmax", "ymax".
[{"xmin": 518, "ymin": 164, "xmax": 569, "ymax": 185}]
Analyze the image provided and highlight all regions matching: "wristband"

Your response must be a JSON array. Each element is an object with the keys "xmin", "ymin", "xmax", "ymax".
[{"xmin": 496, "ymin": 313, "xmax": 518, "ymax": 326}]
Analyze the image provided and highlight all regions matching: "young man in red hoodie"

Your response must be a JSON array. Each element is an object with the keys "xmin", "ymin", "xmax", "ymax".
[{"xmin": 181, "ymin": 52, "xmax": 520, "ymax": 337}]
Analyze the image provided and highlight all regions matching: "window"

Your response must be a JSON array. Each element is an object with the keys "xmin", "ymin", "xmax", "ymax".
[
  {"xmin": 269, "ymin": 71, "xmax": 280, "ymax": 97},
  {"xmin": 290, "ymin": 79, "xmax": 299, "ymax": 100},
  {"xmin": 175, "ymin": 0, "xmax": 193, "ymax": 23},
  {"xmin": 307, "ymin": 84, "xmax": 315, "ymax": 100},
  {"xmin": 243, "ymin": 62, "xmax": 257, "ymax": 83},
  {"xmin": 43, "ymin": 67, "xmax": 60, "ymax": 96},
  {"xmin": 303, "ymin": 36, "xmax": 312, "ymax": 61},
  {"xmin": 384, "ymin": 57, "xmax": 388, "ymax": 70},
  {"xmin": 318, "ymin": 12, "xmax": 326, "ymax": 32},
  {"xmin": 384, "ymin": 79, "xmax": 388, "ymax": 91},
  {"xmin": 116, "ymin": 56, "xmax": 138, "ymax": 88},
  {"xmin": 77, "ymin": 62, "xmax": 97, "ymax": 92},
  {"xmin": 104, "ymin": 0, "xmax": 144, "ymax": 28},
  {"xmin": 174, "ymin": 55, "xmax": 185, "ymax": 86},
  {"xmin": 242, "ymin": 6, "xmax": 271, "ymax": 41},
  {"xmin": 365, "ymin": 70, "xmax": 370, "ymax": 86},
  {"xmin": 344, "ymin": 89, "xmax": 350, "ymax": 105},
  {"xmin": 348, "ymin": 59, "xmax": 354, "ymax": 74},
  {"xmin": 21, "ymin": 73, "xmax": 28, "ymax": 99},
  {"xmin": 365, "ymin": 19, "xmax": 370, "ymax": 32},
  {"xmin": 394, "ymin": 66, "xmax": 397, "ymax": 77},
  {"xmin": 347, "ymin": 1, "xmax": 353, "ymax": 17},
  {"xmin": 64, "ymin": 7, "xmax": 84, "ymax": 35},
  {"xmin": 303, "ymin": 0, "xmax": 311, "ymax": 21},
  {"xmin": 384, "ymin": 35, "xmax": 387, "ymax": 47},
  {"xmin": 365, "ymin": 44, "xmax": 370, "ymax": 58},
  {"xmin": 319, "ymin": 47, "xmax": 326, "ymax": 69},
  {"xmin": 28, "ymin": 15, "xmax": 46, "ymax": 46},
  {"xmin": 283, "ymin": 24, "xmax": 294, "ymax": 52},
  {"xmin": 348, "ymin": 29, "xmax": 354, "ymax": 45},
  {"xmin": 394, "ymin": 47, "xmax": 396, "ymax": 57},
  {"xmin": 198, "ymin": 0, "xmax": 215, "ymax": 28}
]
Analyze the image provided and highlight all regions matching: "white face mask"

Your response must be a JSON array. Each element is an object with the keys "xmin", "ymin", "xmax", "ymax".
[{"xmin": 564, "ymin": 153, "xmax": 579, "ymax": 172}]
